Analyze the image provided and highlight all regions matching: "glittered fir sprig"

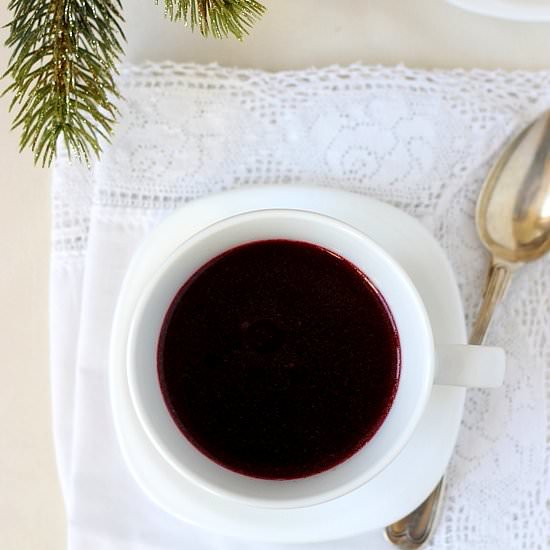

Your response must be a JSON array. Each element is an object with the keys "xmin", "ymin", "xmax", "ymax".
[
  {"xmin": 3, "ymin": 0, "xmax": 266, "ymax": 167},
  {"xmin": 162, "ymin": 0, "xmax": 266, "ymax": 40}
]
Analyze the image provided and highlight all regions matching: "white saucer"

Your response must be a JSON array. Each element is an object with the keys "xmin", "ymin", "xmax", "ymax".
[
  {"xmin": 110, "ymin": 186, "xmax": 466, "ymax": 543},
  {"xmin": 447, "ymin": 0, "xmax": 550, "ymax": 22}
]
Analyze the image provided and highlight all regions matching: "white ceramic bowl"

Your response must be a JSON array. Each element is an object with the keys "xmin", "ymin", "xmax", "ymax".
[{"xmin": 126, "ymin": 209, "xmax": 434, "ymax": 508}]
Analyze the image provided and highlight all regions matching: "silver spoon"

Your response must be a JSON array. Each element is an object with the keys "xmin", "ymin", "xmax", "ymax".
[{"xmin": 384, "ymin": 110, "xmax": 550, "ymax": 549}]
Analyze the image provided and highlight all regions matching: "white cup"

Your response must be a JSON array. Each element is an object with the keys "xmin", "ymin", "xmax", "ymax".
[{"xmin": 127, "ymin": 209, "xmax": 505, "ymax": 509}]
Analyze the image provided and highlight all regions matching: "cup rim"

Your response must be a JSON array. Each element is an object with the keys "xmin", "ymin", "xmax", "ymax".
[{"xmin": 126, "ymin": 208, "xmax": 434, "ymax": 508}]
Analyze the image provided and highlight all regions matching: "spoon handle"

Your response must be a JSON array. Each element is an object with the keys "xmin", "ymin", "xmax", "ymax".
[
  {"xmin": 470, "ymin": 261, "xmax": 514, "ymax": 345},
  {"xmin": 384, "ymin": 478, "xmax": 445, "ymax": 549},
  {"xmin": 384, "ymin": 259, "xmax": 513, "ymax": 549}
]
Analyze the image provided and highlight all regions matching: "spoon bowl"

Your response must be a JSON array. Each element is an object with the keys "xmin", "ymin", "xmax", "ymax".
[{"xmin": 477, "ymin": 112, "xmax": 550, "ymax": 264}]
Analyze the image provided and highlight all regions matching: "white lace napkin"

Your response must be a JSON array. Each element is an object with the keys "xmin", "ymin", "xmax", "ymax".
[{"xmin": 50, "ymin": 63, "xmax": 550, "ymax": 550}]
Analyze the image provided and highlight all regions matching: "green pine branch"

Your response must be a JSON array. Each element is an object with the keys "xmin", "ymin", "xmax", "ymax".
[
  {"xmin": 162, "ymin": 0, "xmax": 266, "ymax": 39},
  {"xmin": 4, "ymin": 0, "xmax": 125, "ymax": 167},
  {"xmin": 3, "ymin": 0, "xmax": 265, "ymax": 167}
]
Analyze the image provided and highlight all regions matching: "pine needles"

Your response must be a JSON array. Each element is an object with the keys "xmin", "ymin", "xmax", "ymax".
[
  {"xmin": 3, "ymin": 1, "xmax": 265, "ymax": 167},
  {"xmin": 4, "ymin": 0, "xmax": 125, "ymax": 166},
  {"xmin": 162, "ymin": 0, "xmax": 265, "ymax": 39}
]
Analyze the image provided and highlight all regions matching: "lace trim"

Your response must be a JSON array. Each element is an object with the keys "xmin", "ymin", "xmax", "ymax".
[{"xmin": 51, "ymin": 61, "xmax": 550, "ymax": 250}]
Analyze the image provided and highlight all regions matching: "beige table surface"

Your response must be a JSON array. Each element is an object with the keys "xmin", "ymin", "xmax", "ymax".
[{"xmin": 1, "ymin": 1, "xmax": 549, "ymax": 548}]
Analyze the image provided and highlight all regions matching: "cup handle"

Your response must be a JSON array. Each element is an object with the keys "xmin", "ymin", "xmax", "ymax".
[{"xmin": 434, "ymin": 344, "xmax": 506, "ymax": 388}]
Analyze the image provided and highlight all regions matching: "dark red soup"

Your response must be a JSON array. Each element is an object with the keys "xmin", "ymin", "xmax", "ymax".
[{"xmin": 158, "ymin": 240, "xmax": 400, "ymax": 480}]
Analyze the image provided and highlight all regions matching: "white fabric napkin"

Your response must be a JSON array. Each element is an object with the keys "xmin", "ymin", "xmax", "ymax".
[{"xmin": 50, "ymin": 63, "xmax": 550, "ymax": 550}]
